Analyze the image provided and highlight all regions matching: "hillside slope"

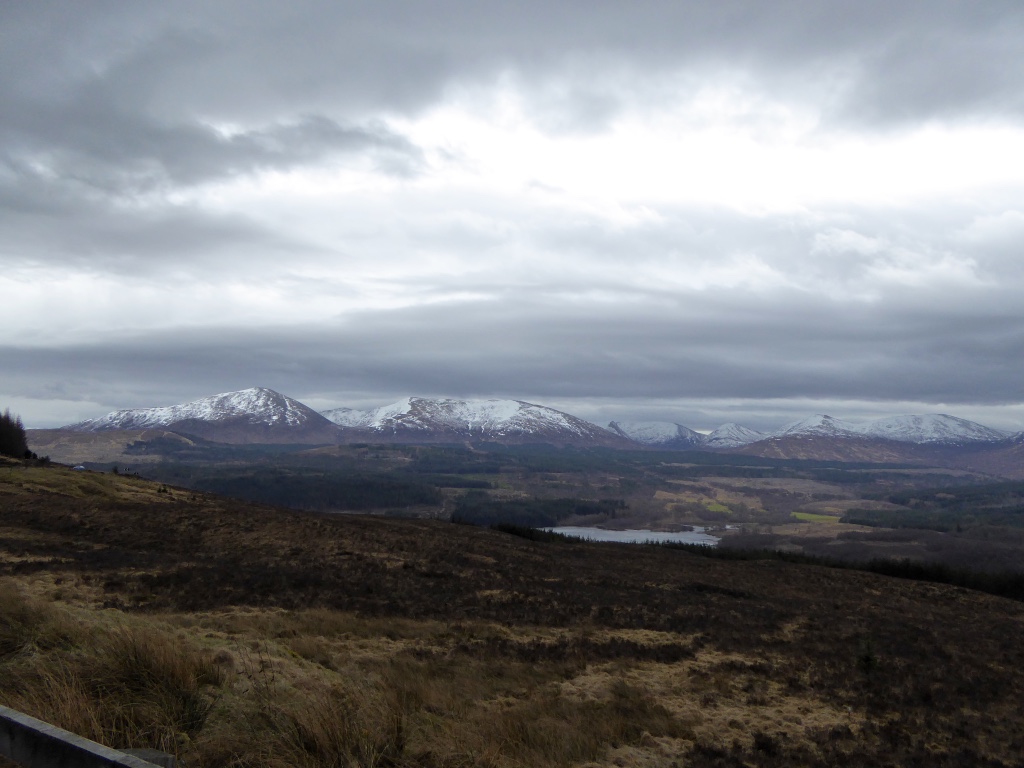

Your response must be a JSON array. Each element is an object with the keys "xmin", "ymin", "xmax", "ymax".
[{"xmin": 0, "ymin": 463, "xmax": 1022, "ymax": 766}]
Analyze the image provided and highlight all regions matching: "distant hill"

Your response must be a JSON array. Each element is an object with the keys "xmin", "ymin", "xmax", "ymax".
[
  {"xmin": 770, "ymin": 413, "xmax": 1008, "ymax": 444},
  {"xmin": 27, "ymin": 428, "xmax": 207, "ymax": 465},
  {"xmin": 607, "ymin": 412, "xmax": 1021, "ymax": 472},
  {"xmin": 606, "ymin": 421, "xmax": 706, "ymax": 449}
]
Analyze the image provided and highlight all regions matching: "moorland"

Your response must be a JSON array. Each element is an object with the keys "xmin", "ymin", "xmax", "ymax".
[{"xmin": 1, "ymin": 447, "xmax": 1024, "ymax": 766}]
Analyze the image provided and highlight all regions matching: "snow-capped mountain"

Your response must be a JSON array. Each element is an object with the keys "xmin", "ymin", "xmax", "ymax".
[
  {"xmin": 729, "ymin": 412, "xmax": 1016, "ymax": 463},
  {"xmin": 323, "ymin": 397, "xmax": 630, "ymax": 446},
  {"xmin": 770, "ymin": 414, "xmax": 863, "ymax": 440},
  {"xmin": 66, "ymin": 388, "xmax": 316, "ymax": 431},
  {"xmin": 606, "ymin": 421, "xmax": 706, "ymax": 448},
  {"xmin": 602, "ymin": 419, "xmax": 771, "ymax": 450},
  {"xmin": 763, "ymin": 413, "xmax": 1006, "ymax": 445},
  {"xmin": 319, "ymin": 407, "xmax": 367, "ymax": 428},
  {"xmin": 601, "ymin": 411, "xmax": 1010, "ymax": 456},
  {"xmin": 58, "ymin": 386, "xmax": 1016, "ymax": 454},
  {"xmin": 602, "ymin": 420, "xmax": 769, "ymax": 450},
  {"xmin": 857, "ymin": 414, "xmax": 1007, "ymax": 444},
  {"xmin": 63, "ymin": 388, "xmax": 340, "ymax": 444},
  {"xmin": 704, "ymin": 423, "xmax": 766, "ymax": 449}
]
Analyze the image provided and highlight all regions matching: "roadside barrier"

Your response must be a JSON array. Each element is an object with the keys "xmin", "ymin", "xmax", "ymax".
[{"xmin": 0, "ymin": 705, "xmax": 176, "ymax": 768}]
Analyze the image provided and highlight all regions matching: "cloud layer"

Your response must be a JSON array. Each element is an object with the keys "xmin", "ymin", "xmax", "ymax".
[{"xmin": 3, "ymin": 2, "xmax": 1024, "ymax": 431}]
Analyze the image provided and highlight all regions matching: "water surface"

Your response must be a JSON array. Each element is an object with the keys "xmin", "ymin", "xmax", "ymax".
[{"xmin": 542, "ymin": 526, "xmax": 720, "ymax": 546}]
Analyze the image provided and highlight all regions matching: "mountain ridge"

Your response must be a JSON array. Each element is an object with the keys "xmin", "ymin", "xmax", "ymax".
[
  {"xmin": 58, "ymin": 388, "xmax": 1019, "ymax": 455},
  {"xmin": 613, "ymin": 412, "xmax": 1012, "ymax": 449},
  {"xmin": 325, "ymin": 396, "xmax": 633, "ymax": 447}
]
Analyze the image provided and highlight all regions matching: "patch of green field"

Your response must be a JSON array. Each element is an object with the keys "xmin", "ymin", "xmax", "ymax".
[
  {"xmin": 704, "ymin": 502, "xmax": 731, "ymax": 513},
  {"xmin": 791, "ymin": 511, "xmax": 842, "ymax": 523}
]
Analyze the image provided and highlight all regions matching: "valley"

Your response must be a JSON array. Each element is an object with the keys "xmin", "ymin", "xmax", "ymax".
[{"xmin": 25, "ymin": 429, "xmax": 1024, "ymax": 575}]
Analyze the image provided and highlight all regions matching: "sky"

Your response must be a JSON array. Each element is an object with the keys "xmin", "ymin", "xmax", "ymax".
[{"xmin": 3, "ymin": 1, "xmax": 1024, "ymax": 433}]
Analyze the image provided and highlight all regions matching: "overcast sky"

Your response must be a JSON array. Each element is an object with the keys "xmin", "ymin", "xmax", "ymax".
[{"xmin": 4, "ymin": 1, "xmax": 1024, "ymax": 432}]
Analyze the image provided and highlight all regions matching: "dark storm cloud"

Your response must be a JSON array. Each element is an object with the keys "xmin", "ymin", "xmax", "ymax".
[
  {"xmin": 0, "ymin": 4, "xmax": 423, "ymax": 268},
  {"xmin": 4, "ymin": 2, "xmax": 1024, "ymax": 147},
  {"xmin": 10, "ymin": 285, "xmax": 1024, "ymax": 426},
  {"xmin": 2, "ymin": 104, "xmax": 419, "ymax": 197},
  {"xmin": 0, "ymin": 9, "xmax": 421, "ymax": 271},
  {"xmin": 0, "ymin": 174, "xmax": 322, "ymax": 274}
]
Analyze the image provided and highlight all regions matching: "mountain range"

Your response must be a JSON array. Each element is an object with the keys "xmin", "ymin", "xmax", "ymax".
[
  {"xmin": 60, "ymin": 388, "xmax": 635, "ymax": 447},
  {"xmin": 54, "ymin": 387, "xmax": 1024, "ymax": 471},
  {"xmin": 610, "ymin": 413, "xmax": 1010, "ymax": 449}
]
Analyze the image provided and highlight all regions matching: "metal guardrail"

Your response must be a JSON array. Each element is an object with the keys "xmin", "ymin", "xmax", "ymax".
[{"xmin": 0, "ymin": 705, "xmax": 175, "ymax": 768}]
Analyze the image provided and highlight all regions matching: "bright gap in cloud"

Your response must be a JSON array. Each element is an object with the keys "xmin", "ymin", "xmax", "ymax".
[
  {"xmin": 393, "ymin": 79, "xmax": 1024, "ymax": 213},
  {"xmin": 0, "ymin": 273, "xmax": 345, "ymax": 345},
  {"xmin": 194, "ymin": 77, "xmax": 1024, "ymax": 266},
  {"xmin": 117, "ymin": 73, "xmax": 1024, "ymax": 330}
]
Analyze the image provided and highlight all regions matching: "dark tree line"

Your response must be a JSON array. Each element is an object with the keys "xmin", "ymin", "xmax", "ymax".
[
  {"xmin": 0, "ymin": 409, "xmax": 29, "ymax": 459},
  {"xmin": 452, "ymin": 491, "xmax": 626, "ymax": 528},
  {"xmin": 190, "ymin": 469, "xmax": 443, "ymax": 512}
]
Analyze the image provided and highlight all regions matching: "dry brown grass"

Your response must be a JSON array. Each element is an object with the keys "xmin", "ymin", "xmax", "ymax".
[
  {"xmin": 25, "ymin": 430, "xmax": 195, "ymax": 466},
  {"xmin": 0, "ymin": 466, "xmax": 179, "ymax": 505},
  {"xmin": 0, "ymin": 580, "xmax": 223, "ymax": 755},
  {"xmin": 0, "ymin": 580, "xmax": 707, "ymax": 767},
  {"xmin": 2, "ymin": 580, "xmax": 1023, "ymax": 766}
]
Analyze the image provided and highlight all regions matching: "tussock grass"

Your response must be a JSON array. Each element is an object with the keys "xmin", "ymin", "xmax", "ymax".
[
  {"xmin": 2, "ymin": 572, "xmax": 1023, "ymax": 766},
  {"xmin": 0, "ymin": 579, "xmax": 47, "ymax": 655},
  {"xmin": 0, "ymin": 580, "xmax": 223, "ymax": 755},
  {"xmin": 0, "ymin": 582, "xmax": 702, "ymax": 767}
]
